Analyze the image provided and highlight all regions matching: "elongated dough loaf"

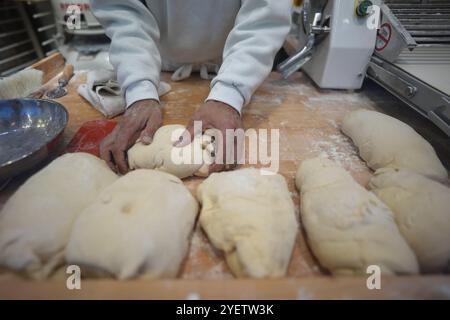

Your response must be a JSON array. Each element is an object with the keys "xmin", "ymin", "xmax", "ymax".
[
  {"xmin": 0, "ymin": 153, "xmax": 117, "ymax": 278},
  {"xmin": 369, "ymin": 168, "xmax": 450, "ymax": 273},
  {"xmin": 197, "ymin": 168, "xmax": 298, "ymax": 278},
  {"xmin": 342, "ymin": 109, "xmax": 447, "ymax": 179},
  {"xmin": 128, "ymin": 125, "xmax": 212, "ymax": 178},
  {"xmin": 66, "ymin": 170, "xmax": 198, "ymax": 279},
  {"xmin": 296, "ymin": 157, "xmax": 418, "ymax": 275}
]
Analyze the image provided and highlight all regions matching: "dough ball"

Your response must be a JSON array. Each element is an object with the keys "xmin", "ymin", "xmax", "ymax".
[
  {"xmin": 197, "ymin": 168, "xmax": 298, "ymax": 278},
  {"xmin": 127, "ymin": 125, "xmax": 213, "ymax": 179},
  {"xmin": 0, "ymin": 153, "xmax": 117, "ymax": 278},
  {"xmin": 342, "ymin": 109, "xmax": 447, "ymax": 179},
  {"xmin": 369, "ymin": 168, "xmax": 450, "ymax": 273},
  {"xmin": 296, "ymin": 157, "xmax": 418, "ymax": 276},
  {"xmin": 66, "ymin": 169, "xmax": 198, "ymax": 280}
]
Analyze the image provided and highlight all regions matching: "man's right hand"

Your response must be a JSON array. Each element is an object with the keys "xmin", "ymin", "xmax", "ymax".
[{"xmin": 100, "ymin": 99, "xmax": 162, "ymax": 174}]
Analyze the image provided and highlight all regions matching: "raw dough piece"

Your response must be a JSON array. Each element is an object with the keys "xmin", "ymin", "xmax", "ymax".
[
  {"xmin": 369, "ymin": 168, "xmax": 450, "ymax": 273},
  {"xmin": 342, "ymin": 109, "xmax": 447, "ymax": 179},
  {"xmin": 128, "ymin": 125, "xmax": 213, "ymax": 179},
  {"xmin": 296, "ymin": 157, "xmax": 418, "ymax": 275},
  {"xmin": 197, "ymin": 168, "xmax": 298, "ymax": 278},
  {"xmin": 0, "ymin": 153, "xmax": 117, "ymax": 278},
  {"xmin": 66, "ymin": 170, "xmax": 198, "ymax": 279}
]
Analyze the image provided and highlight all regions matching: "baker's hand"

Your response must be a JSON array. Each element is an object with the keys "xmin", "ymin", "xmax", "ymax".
[
  {"xmin": 100, "ymin": 99, "xmax": 162, "ymax": 174},
  {"xmin": 177, "ymin": 100, "xmax": 243, "ymax": 174}
]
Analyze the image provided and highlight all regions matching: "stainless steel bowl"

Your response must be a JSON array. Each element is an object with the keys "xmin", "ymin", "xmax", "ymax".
[{"xmin": 0, "ymin": 99, "xmax": 68, "ymax": 180}]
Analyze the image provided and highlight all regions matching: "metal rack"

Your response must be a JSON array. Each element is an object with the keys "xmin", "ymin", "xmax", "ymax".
[
  {"xmin": 0, "ymin": 1, "xmax": 40, "ymax": 76},
  {"xmin": 385, "ymin": 0, "xmax": 450, "ymax": 44},
  {"xmin": 0, "ymin": 0, "xmax": 58, "ymax": 76},
  {"xmin": 25, "ymin": 0, "xmax": 59, "ymax": 57}
]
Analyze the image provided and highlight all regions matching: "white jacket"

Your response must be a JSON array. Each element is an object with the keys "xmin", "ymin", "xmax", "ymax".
[{"xmin": 90, "ymin": 0, "xmax": 292, "ymax": 113}]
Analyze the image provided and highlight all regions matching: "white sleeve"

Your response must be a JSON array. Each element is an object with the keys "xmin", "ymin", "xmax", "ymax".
[
  {"xmin": 90, "ymin": 0, "xmax": 161, "ymax": 107},
  {"xmin": 207, "ymin": 0, "xmax": 292, "ymax": 114}
]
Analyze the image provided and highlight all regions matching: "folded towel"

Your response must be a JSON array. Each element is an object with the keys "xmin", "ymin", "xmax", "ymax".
[
  {"xmin": 171, "ymin": 63, "xmax": 219, "ymax": 81},
  {"xmin": 78, "ymin": 70, "xmax": 171, "ymax": 118}
]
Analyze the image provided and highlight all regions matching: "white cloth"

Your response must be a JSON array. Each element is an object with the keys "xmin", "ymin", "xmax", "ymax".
[
  {"xmin": 170, "ymin": 64, "xmax": 219, "ymax": 82},
  {"xmin": 90, "ymin": 0, "xmax": 292, "ymax": 113},
  {"xmin": 78, "ymin": 70, "xmax": 171, "ymax": 118}
]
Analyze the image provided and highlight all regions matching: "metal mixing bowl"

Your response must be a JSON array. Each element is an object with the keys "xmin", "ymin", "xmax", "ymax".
[{"xmin": 0, "ymin": 99, "xmax": 68, "ymax": 181}]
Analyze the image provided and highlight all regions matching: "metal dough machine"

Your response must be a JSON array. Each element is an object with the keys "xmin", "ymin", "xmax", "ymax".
[{"xmin": 280, "ymin": 0, "xmax": 450, "ymax": 136}]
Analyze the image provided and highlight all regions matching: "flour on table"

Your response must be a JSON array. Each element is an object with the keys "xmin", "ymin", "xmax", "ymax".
[{"xmin": 309, "ymin": 131, "xmax": 367, "ymax": 172}]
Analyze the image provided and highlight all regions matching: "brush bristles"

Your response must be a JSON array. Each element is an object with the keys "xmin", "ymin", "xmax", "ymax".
[{"xmin": 0, "ymin": 69, "xmax": 44, "ymax": 99}]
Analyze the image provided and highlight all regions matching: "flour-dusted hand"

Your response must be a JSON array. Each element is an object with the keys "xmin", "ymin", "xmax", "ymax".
[
  {"xmin": 100, "ymin": 99, "xmax": 162, "ymax": 174},
  {"xmin": 176, "ymin": 100, "xmax": 243, "ymax": 174}
]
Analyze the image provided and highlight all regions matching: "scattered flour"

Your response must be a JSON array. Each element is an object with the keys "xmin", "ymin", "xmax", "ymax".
[
  {"xmin": 251, "ymin": 94, "xmax": 283, "ymax": 106},
  {"xmin": 186, "ymin": 292, "xmax": 201, "ymax": 300},
  {"xmin": 174, "ymin": 88, "xmax": 191, "ymax": 94},
  {"xmin": 310, "ymin": 133, "xmax": 366, "ymax": 172},
  {"xmin": 297, "ymin": 287, "xmax": 314, "ymax": 300},
  {"xmin": 183, "ymin": 227, "xmax": 232, "ymax": 280}
]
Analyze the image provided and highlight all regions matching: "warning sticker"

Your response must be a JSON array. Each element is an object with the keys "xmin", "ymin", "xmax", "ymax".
[{"xmin": 376, "ymin": 23, "xmax": 392, "ymax": 51}]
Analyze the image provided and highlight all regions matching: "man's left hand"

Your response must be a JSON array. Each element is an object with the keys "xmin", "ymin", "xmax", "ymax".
[{"xmin": 177, "ymin": 100, "xmax": 243, "ymax": 174}]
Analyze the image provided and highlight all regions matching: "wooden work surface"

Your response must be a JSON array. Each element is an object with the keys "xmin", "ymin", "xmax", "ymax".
[{"xmin": 0, "ymin": 53, "xmax": 449, "ymax": 299}]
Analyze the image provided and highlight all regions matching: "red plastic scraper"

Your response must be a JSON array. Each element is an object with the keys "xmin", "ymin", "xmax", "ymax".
[{"xmin": 65, "ymin": 120, "xmax": 117, "ymax": 157}]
